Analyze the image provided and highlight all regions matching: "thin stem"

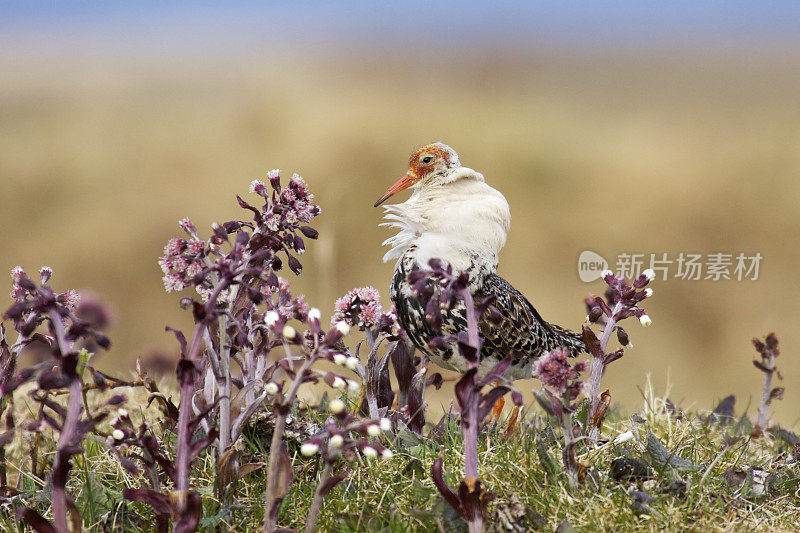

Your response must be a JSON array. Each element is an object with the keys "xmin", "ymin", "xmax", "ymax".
[
  {"xmin": 175, "ymin": 321, "xmax": 207, "ymax": 493},
  {"xmin": 48, "ymin": 310, "xmax": 83, "ymax": 533},
  {"xmin": 586, "ymin": 301, "xmax": 623, "ymax": 443},
  {"xmin": 756, "ymin": 354, "xmax": 775, "ymax": 429},
  {"xmin": 305, "ymin": 462, "xmax": 333, "ymax": 533},
  {"xmin": 263, "ymin": 354, "xmax": 316, "ymax": 532}
]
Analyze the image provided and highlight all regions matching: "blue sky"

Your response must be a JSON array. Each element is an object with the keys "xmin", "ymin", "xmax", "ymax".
[{"xmin": 2, "ymin": 1, "xmax": 799, "ymax": 59}]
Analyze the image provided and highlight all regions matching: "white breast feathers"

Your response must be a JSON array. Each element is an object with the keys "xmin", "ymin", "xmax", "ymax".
[{"xmin": 380, "ymin": 168, "xmax": 511, "ymax": 273}]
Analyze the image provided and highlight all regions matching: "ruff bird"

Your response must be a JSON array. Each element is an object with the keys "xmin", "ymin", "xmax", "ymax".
[{"xmin": 375, "ymin": 143, "xmax": 584, "ymax": 380}]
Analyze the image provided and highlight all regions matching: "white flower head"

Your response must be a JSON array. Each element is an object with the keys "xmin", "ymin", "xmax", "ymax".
[
  {"xmin": 362, "ymin": 446, "xmax": 378, "ymax": 459},
  {"xmin": 329, "ymin": 398, "xmax": 346, "ymax": 414},
  {"xmin": 300, "ymin": 442, "xmax": 320, "ymax": 456},
  {"xmin": 367, "ymin": 424, "xmax": 381, "ymax": 437},
  {"xmin": 345, "ymin": 356, "xmax": 360, "ymax": 370},
  {"xmin": 379, "ymin": 418, "xmax": 392, "ymax": 431},
  {"xmin": 642, "ymin": 268, "xmax": 656, "ymax": 281},
  {"xmin": 644, "ymin": 288, "xmax": 654, "ymax": 297},
  {"xmin": 381, "ymin": 449, "xmax": 394, "ymax": 460},
  {"xmin": 265, "ymin": 311, "xmax": 280, "ymax": 327},
  {"xmin": 282, "ymin": 325, "xmax": 296, "ymax": 339},
  {"xmin": 639, "ymin": 314, "xmax": 652, "ymax": 327},
  {"xmin": 346, "ymin": 380, "xmax": 361, "ymax": 393},
  {"xmin": 117, "ymin": 408, "xmax": 128, "ymax": 417},
  {"xmin": 332, "ymin": 377, "xmax": 346, "ymax": 390},
  {"xmin": 613, "ymin": 430, "xmax": 635, "ymax": 445},
  {"xmin": 308, "ymin": 307, "xmax": 321, "ymax": 322},
  {"xmin": 112, "ymin": 429, "xmax": 125, "ymax": 441},
  {"xmin": 329, "ymin": 434, "xmax": 344, "ymax": 448},
  {"xmin": 333, "ymin": 353, "xmax": 347, "ymax": 366},
  {"xmin": 601, "ymin": 269, "xmax": 614, "ymax": 279},
  {"xmin": 335, "ymin": 321, "xmax": 351, "ymax": 336},
  {"xmin": 265, "ymin": 382, "xmax": 279, "ymax": 395}
]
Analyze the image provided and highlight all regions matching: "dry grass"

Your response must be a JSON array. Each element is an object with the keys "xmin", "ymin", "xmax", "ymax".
[{"xmin": 4, "ymin": 378, "xmax": 798, "ymax": 531}]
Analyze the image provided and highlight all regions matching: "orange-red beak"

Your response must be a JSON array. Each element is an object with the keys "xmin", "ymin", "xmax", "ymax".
[{"xmin": 374, "ymin": 170, "xmax": 418, "ymax": 207}]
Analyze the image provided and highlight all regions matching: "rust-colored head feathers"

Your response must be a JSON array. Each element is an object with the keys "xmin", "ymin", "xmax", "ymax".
[{"xmin": 374, "ymin": 143, "xmax": 461, "ymax": 207}]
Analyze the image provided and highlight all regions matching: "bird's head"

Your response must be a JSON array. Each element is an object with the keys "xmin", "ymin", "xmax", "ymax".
[{"xmin": 374, "ymin": 143, "xmax": 463, "ymax": 207}]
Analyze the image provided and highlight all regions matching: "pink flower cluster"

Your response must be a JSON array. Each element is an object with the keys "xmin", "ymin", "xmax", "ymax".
[
  {"xmin": 9, "ymin": 266, "xmax": 81, "ymax": 312},
  {"xmin": 332, "ymin": 286, "xmax": 387, "ymax": 328},
  {"xmin": 532, "ymin": 348, "xmax": 587, "ymax": 397},
  {"xmin": 158, "ymin": 230, "xmax": 208, "ymax": 293}
]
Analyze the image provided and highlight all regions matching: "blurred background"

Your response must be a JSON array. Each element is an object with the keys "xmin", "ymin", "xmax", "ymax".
[{"xmin": 2, "ymin": 1, "xmax": 798, "ymax": 425}]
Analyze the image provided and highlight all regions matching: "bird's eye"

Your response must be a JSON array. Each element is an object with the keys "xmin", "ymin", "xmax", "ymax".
[{"xmin": 421, "ymin": 156, "xmax": 433, "ymax": 164}]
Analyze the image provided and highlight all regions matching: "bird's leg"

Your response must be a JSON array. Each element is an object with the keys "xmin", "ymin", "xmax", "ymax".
[
  {"xmin": 489, "ymin": 381, "xmax": 505, "ymax": 423},
  {"xmin": 503, "ymin": 405, "xmax": 521, "ymax": 438}
]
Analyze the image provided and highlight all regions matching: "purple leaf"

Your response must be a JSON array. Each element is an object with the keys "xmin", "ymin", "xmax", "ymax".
[
  {"xmin": 752, "ymin": 359, "xmax": 771, "ymax": 373},
  {"xmin": 431, "ymin": 457, "xmax": 464, "ymax": 518},
  {"xmin": 173, "ymin": 491, "xmax": 203, "ymax": 533},
  {"xmin": 15, "ymin": 507, "xmax": 55, "ymax": 533},
  {"xmin": 165, "ymin": 327, "xmax": 188, "ymax": 357},
  {"xmin": 268, "ymin": 442, "xmax": 295, "ymax": 521},
  {"xmin": 426, "ymin": 372, "xmax": 443, "ymax": 390},
  {"xmin": 123, "ymin": 488, "xmax": 173, "ymax": 516},
  {"xmin": 287, "ymin": 254, "xmax": 303, "ymax": 275},
  {"xmin": 603, "ymin": 349, "xmax": 624, "ymax": 365},
  {"xmin": 478, "ymin": 357, "xmax": 512, "ymax": 387},
  {"xmin": 318, "ymin": 467, "xmax": 352, "ymax": 498},
  {"xmin": 581, "ymin": 325, "xmax": 603, "ymax": 359},
  {"xmin": 298, "ymin": 226, "xmax": 318, "ymax": 239},
  {"xmin": 390, "ymin": 340, "xmax": 415, "ymax": 393},
  {"xmin": 478, "ymin": 386, "xmax": 510, "ymax": 421}
]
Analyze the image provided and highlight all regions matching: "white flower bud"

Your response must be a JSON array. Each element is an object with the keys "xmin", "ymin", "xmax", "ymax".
[
  {"xmin": 601, "ymin": 269, "xmax": 614, "ymax": 279},
  {"xmin": 335, "ymin": 321, "xmax": 351, "ymax": 335},
  {"xmin": 282, "ymin": 325, "xmax": 296, "ymax": 339},
  {"xmin": 345, "ymin": 356, "xmax": 360, "ymax": 370},
  {"xmin": 642, "ymin": 268, "xmax": 656, "ymax": 281},
  {"xmin": 265, "ymin": 382, "xmax": 279, "ymax": 395},
  {"xmin": 644, "ymin": 288, "xmax": 654, "ymax": 297},
  {"xmin": 308, "ymin": 307, "xmax": 321, "ymax": 322},
  {"xmin": 117, "ymin": 408, "xmax": 128, "ymax": 417},
  {"xmin": 367, "ymin": 424, "xmax": 380, "ymax": 437},
  {"xmin": 362, "ymin": 446, "xmax": 378, "ymax": 458},
  {"xmin": 265, "ymin": 311, "xmax": 280, "ymax": 327},
  {"xmin": 300, "ymin": 442, "xmax": 319, "ymax": 456},
  {"xmin": 333, "ymin": 353, "xmax": 347, "ymax": 366},
  {"xmin": 329, "ymin": 434, "xmax": 344, "ymax": 448},
  {"xmin": 112, "ymin": 429, "xmax": 125, "ymax": 441},
  {"xmin": 381, "ymin": 449, "xmax": 394, "ymax": 460},
  {"xmin": 613, "ymin": 430, "xmax": 635, "ymax": 445},
  {"xmin": 379, "ymin": 418, "xmax": 392, "ymax": 431},
  {"xmin": 332, "ymin": 377, "xmax": 346, "ymax": 390},
  {"xmin": 639, "ymin": 314, "xmax": 652, "ymax": 327},
  {"xmin": 329, "ymin": 398, "xmax": 346, "ymax": 414},
  {"xmin": 346, "ymin": 380, "xmax": 361, "ymax": 393}
]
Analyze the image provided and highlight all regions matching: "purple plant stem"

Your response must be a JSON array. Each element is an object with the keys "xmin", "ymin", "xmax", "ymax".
[
  {"xmin": 586, "ymin": 301, "xmax": 623, "ymax": 444},
  {"xmin": 756, "ymin": 352, "xmax": 775, "ymax": 429},
  {"xmin": 175, "ymin": 280, "xmax": 230, "ymax": 495},
  {"xmin": 305, "ymin": 461, "xmax": 333, "ymax": 533},
  {"xmin": 363, "ymin": 328, "xmax": 380, "ymax": 419},
  {"xmin": 263, "ymin": 355, "xmax": 315, "ymax": 533},
  {"xmin": 48, "ymin": 310, "xmax": 82, "ymax": 533},
  {"xmin": 175, "ymin": 321, "xmax": 207, "ymax": 493},
  {"xmin": 458, "ymin": 288, "xmax": 484, "ymax": 533},
  {"xmin": 558, "ymin": 392, "xmax": 580, "ymax": 488}
]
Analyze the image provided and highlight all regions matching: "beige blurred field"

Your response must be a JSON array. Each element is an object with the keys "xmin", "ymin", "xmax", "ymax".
[{"xmin": 2, "ymin": 51, "xmax": 798, "ymax": 425}]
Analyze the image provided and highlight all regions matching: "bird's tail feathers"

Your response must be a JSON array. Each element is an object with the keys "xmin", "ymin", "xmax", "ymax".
[{"xmin": 548, "ymin": 323, "xmax": 586, "ymax": 356}]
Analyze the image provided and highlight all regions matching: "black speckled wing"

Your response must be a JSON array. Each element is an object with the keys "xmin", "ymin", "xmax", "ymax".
[{"xmin": 476, "ymin": 274, "xmax": 585, "ymax": 364}]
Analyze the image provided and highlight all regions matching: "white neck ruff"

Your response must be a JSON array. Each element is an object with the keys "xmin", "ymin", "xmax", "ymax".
[{"xmin": 380, "ymin": 167, "xmax": 511, "ymax": 273}]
